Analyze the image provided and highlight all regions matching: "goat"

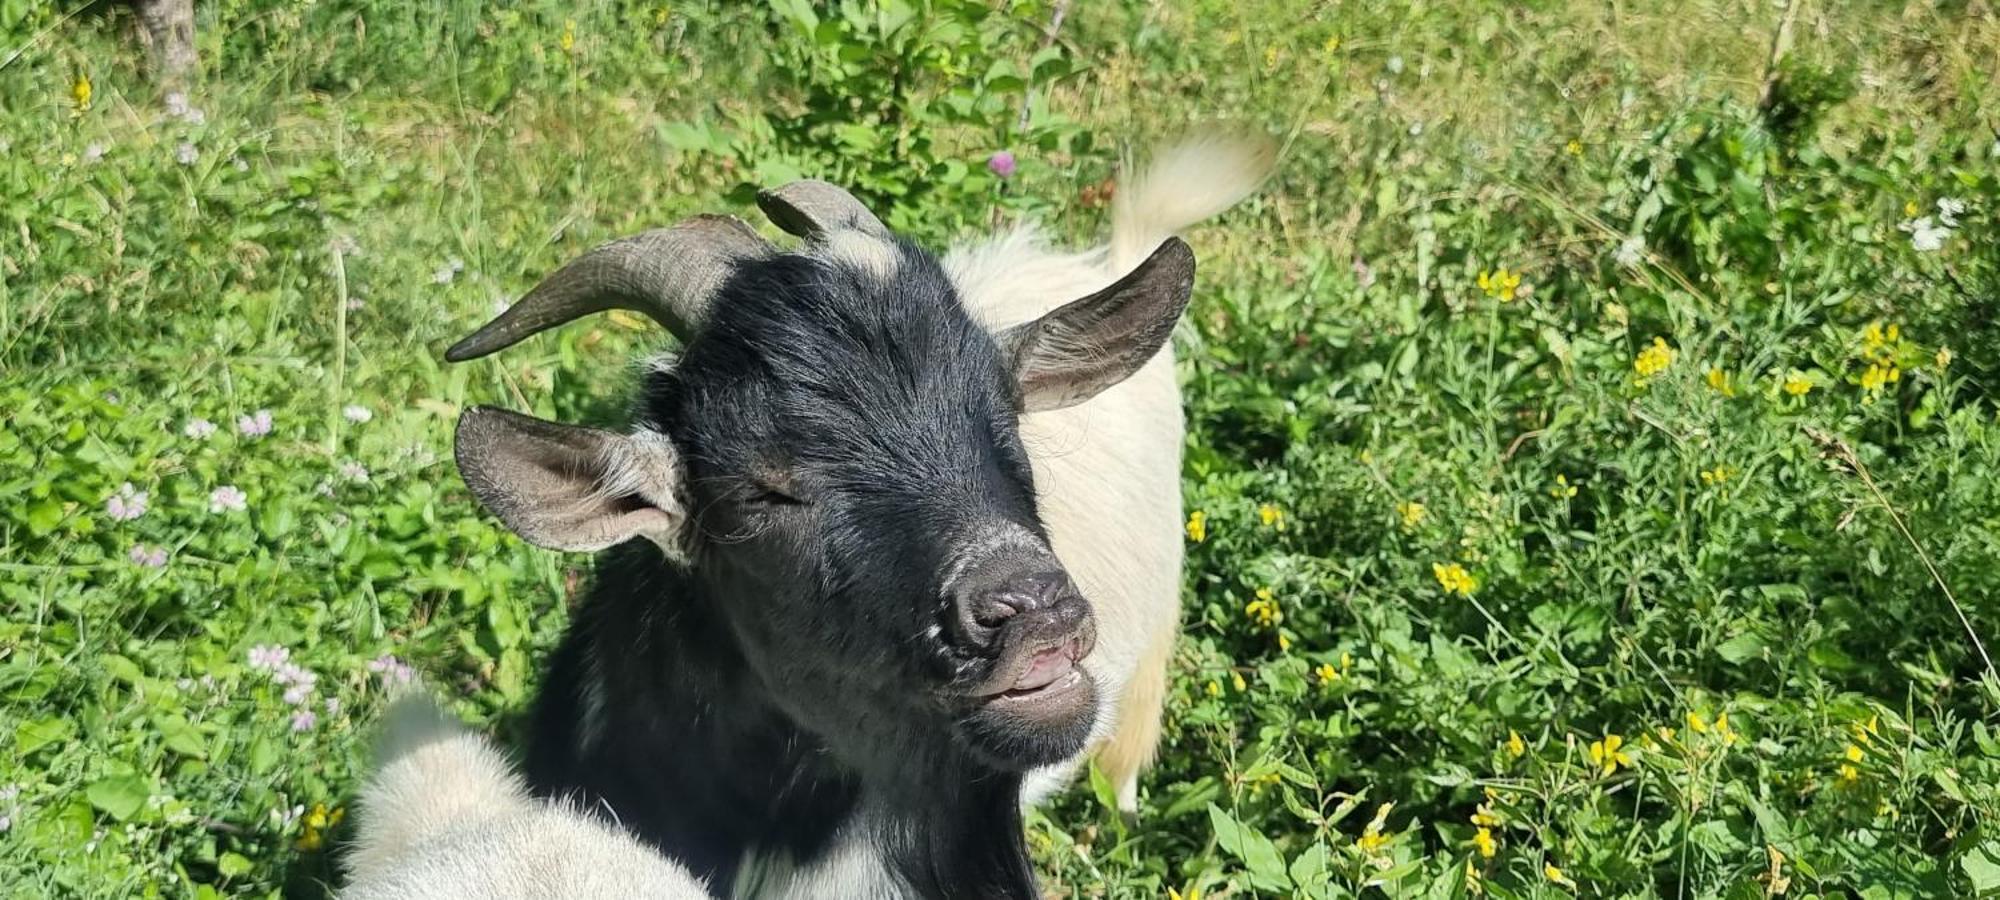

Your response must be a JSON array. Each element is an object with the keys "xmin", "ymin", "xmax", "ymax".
[
  {"xmin": 445, "ymin": 135, "xmax": 1271, "ymax": 897},
  {"xmin": 343, "ymin": 692, "xmax": 709, "ymax": 900}
]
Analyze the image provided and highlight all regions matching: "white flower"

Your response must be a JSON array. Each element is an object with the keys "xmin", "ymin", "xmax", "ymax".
[
  {"xmin": 183, "ymin": 418, "xmax": 217, "ymax": 439},
  {"xmin": 282, "ymin": 683, "xmax": 312, "ymax": 706},
  {"xmin": 329, "ymin": 233, "xmax": 361, "ymax": 257},
  {"xmin": 208, "ymin": 485, "xmax": 248, "ymax": 513},
  {"xmin": 106, "ymin": 482, "xmax": 149, "ymax": 522},
  {"xmin": 1900, "ymin": 216, "xmax": 1951, "ymax": 252},
  {"xmin": 127, "ymin": 544, "xmax": 169, "ymax": 568},
  {"xmin": 174, "ymin": 142, "xmax": 198, "ymax": 166},
  {"xmin": 1386, "ymin": 55, "xmax": 1405, "ymax": 74},
  {"xmin": 237, "ymin": 409, "xmax": 273, "ymax": 437},
  {"xmin": 82, "ymin": 142, "xmax": 107, "ymax": 163},
  {"xmin": 342, "ymin": 404, "xmax": 372, "ymax": 423},
  {"xmin": 271, "ymin": 804, "xmax": 304, "ymax": 828},
  {"xmin": 248, "ymin": 644, "xmax": 290, "ymax": 670},
  {"xmin": 491, "ymin": 297, "xmax": 511, "ymax": 315},
  {"xmin": 290, "ymin": 710, "xmax": 317, "ymax": 732},
  {"xmin": 1936, "ymin": 197, "xmax": 1966, "ymax": 229},
  {"xmin": 338, "ymin": 462, "xmax": 370, "ymax": 483},
  {"xmin": 324, "ymin": 696, "xmax": 341, "ymax": 715},
  {"xmin": 1614, "ymin": 236, "xmax": 1646, "ymax": 268}
]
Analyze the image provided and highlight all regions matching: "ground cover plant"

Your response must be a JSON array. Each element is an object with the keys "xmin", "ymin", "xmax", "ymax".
[{"xmin": 3, "ymin": 1, "xmax": 1998, "ymax": 896}]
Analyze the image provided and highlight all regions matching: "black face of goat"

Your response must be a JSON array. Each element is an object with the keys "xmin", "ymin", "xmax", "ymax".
[{"xmin": 448, "ymin": 195, "xmax": 1195, "ymax": 775}]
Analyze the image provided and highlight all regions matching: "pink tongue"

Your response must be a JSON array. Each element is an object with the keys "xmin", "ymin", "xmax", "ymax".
[{"xmin": 1011, "ymin": 646, "xmax": 1074, "ymax": 692}]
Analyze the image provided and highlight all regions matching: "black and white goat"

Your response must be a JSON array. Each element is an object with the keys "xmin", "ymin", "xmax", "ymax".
[
  {"xmin": 343, "ymin": 692, "xmax": 708, "ymax": 899},
  {"xmin": 446, "ymin": 136, "xmax": 1271, "ymax": 897}
]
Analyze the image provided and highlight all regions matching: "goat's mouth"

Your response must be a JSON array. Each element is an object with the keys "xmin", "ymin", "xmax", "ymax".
[
  {"xmin": 971, "ymin": 633, "xmax": 1093, "ymax": 703},
  {"xmin": 952, "ymin": 626, "xmax": 1100, "ymax": 769}
]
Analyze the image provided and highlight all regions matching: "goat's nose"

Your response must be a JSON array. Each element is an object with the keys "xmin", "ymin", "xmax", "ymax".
[{"xmin": 952, "ymin": 570, "xmax": 1076, "ymax": 650}]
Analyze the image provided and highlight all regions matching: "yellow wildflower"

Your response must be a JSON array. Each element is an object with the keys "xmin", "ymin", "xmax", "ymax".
[
  {"xmin": 72, "ymin": 73, "xmax": 92, "ymax": 113},
  {"xmin": 1545, "ymin": 863, "xmax": 1575, "ymax": 887},
  {"xmin": 1844, "ymin": 743, "xmax": 1864, "ymax": 763},
  {"xmin": 1588, "ymin": 733, "xmax": 1632, "ymax": 776},
  {"xmin": 1231, "ymin": 671, "xmax": 1247, "ymax": 692},
  {"xmin": 1167, "ymin": 886, "xmax": 1202, "ymax": 900},
  {"xmin": 1633, "ymin": 337, "xmax": 1675, "ymax": 378},
  {"xmin": 1505, "ymin": 730, "xmax": 1526, "ymax": 757},
  {"xmin": 1323, "ymin": 34, "xmax": 1341, "ymax": 55},
  {"xmin": 1860, "ymin": 361, "xmax": 1900, "ymax": 401},
  {"xmin": 1839, "ymin": 763, "xmax": 1859, "ymax": 783},
  {"xmin": 559, "ymin": 18, "xmax": 578, "ymax": 53},
  {"xmin": 1354, "ymin": 802, "xmax": 1395, "ymax": 853},
  {"xmin": 1471, "ymin": 803, "xmax": 1502, "ymax": 828},
  {"xmin": 1262, "ymin": 46, "xmax": 1280, "ymax": 71},
  {"xmin": 653, "ymin": 6, "xmax": 671, "ymax": 26},
  {"xmin": 1314, "ymin": 662, "xmax": 1339, "ymax": 684},
  {"xmin": 1478, "ymin": 267, "xmax": 1524, "ymax": 303},
  {"xmin": 1204, "ymin": 680, "xmax": 1222, "ymax": 698},
  {"xmin": 1397, "ymin": 500, "xmax": 1426, "ymax": 527},
  {"xmin": 1699, "ymin": 466, "xmax": 1733, "ymax": 485},
  {"xmin": 1245, "ymin": 587, "xmax": 1281, "ymax": 628},
  {"xmin": 296, "ymin": 802, "xmax": 346, "ymax": 851},
  {"xmin": 1432, "ymin": 562, "xmax": 1477, "ymax": 596},
  {"xmin": 1687, "ymin": 711, "xmax": 1709, "ymax": 733},
  {"xmin": 1549, "ymin": 475, "xmax": 1577, "ymax": 499},
  {"xmin": 1706, "ymin": 367, "xmax": 1736, "ymax": 397},
  {"xmin": 1783, "ymin": 370, "xmax": 1814, "ymax": 396},
  {"xmin": 1185, "ymin": 510, "xmax": 1208, "ymax": 543},
  {"xmin": 1714, "ymin": 712, "xmax": 1737, "ymax": 746},
  {"xmin": 1340, "ymin": 650, "xmax": 1353, "ymax": 671},
  {"xmin": 1277, "ymin": 633, "xmax": 1293, "ymax": 652},
  {"xmin": 1564, "ymin": 139, "xmax": 1583, "ymax": 157},
  {"xmin": 1472, "ymin": 826, "xmax": 1497, "ymax": 858},
  {"xmin": 1465, "ymin": 859, "xmax": 1482, "ymax": 895},
  {"xmin": 1258, "ymin": 502, "xmax": 1286, "ymax": 531},
  {"xmin": 1852, "ymin": 714, "xmax": 1880, "ymax": 745},
  {"xmin": 1936, "ymin": 346, "xmax": 1953, "ymax": 368},
  {"xmin": 1904, "ymin": 201, "xmax": 1919, "ymax": 217}
]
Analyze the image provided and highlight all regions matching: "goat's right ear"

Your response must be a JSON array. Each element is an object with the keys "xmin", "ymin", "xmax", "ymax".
[{"xmin": 454, "ymin": 406, "xmax": 687, "ymax": 555}]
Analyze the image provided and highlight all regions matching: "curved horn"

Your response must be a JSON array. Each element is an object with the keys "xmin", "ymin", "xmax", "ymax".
[
  {"xmin": 756, "ymin": 180, "xmax": 890, "ymax": 241},
  {"xmin": 445, "ymin": 215, "xmax": 771, "ymax": 363}
]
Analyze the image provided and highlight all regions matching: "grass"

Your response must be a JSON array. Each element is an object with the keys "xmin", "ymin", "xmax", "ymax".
[{"xmin": 4, "ymin": 0, "xmax": 2000, "ymax": 896}]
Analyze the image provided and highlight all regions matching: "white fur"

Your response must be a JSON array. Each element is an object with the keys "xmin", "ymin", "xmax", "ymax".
[
  {"xmin": 944, "ymin": 132, "xmax": 1275, "ymax": 812},
  {"xmin": 342, "ymin": 693, "xmax": 709, "ymax": 900}
]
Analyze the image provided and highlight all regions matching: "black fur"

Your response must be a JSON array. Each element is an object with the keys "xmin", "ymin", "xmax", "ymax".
[{"xmin": 525, "ymin": 241, "xmax": 1070, "ymax": 897}]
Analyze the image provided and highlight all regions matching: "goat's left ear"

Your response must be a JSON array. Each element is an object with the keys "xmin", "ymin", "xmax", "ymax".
[
  {"xmin": 454, "ymin": 406, "xmax": 688, "ymax": 557},
  {"xmin": 998, "ymin": 238, "xmax": 1196, "ymax": 413}
]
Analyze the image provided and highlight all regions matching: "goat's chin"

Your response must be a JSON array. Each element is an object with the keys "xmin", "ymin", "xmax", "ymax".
[{"xmin": 955, "ymin": 672, "xmax": 1099, "ymax": 770}]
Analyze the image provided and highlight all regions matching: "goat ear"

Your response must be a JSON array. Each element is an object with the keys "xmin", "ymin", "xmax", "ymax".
[
  {"xmin": 454, "ymin": 406, "xmax": 687, "ymax": 555},
  {"xmin": 999, "ymin": 238, "xmax": 1196, "ymax": 413}
]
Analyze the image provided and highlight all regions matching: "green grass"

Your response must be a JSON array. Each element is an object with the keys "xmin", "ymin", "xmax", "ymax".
[{"xmin": 4, "ymin": 1, "xmax": 2000, "ymax": 896}]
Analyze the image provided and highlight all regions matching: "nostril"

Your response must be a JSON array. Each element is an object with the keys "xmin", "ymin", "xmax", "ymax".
[{"xmin": 971, "ymin": 595, "xmax": 1019, "ymax": 628}]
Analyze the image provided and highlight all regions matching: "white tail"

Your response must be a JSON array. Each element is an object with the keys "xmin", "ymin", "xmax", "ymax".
[
  {"xmin": 343, "ymin": 693, "xmax": 533, "ymax": 885},
  {"xmin": 1109, "ymin": 133, "xmax": 1278, "ymax": 272}
]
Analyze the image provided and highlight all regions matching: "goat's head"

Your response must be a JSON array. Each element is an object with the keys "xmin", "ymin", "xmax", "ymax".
[{"xmin": 447, "ymin": 184, "xmax": 1194, "ymax": 773}]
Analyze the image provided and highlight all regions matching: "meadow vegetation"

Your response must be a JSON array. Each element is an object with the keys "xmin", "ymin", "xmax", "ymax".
[{"xmin": 3, "ymin": 1, "xmax": 1999, "ymax": 896}]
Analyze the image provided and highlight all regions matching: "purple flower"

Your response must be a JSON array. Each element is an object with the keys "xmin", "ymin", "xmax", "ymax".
[
  {"xmin": 338, "ymin": 462, "xmax": 370, "ymax": 483},
  {"xmin": 106, "ymin": 483, "xmax": 149, "ymax": 522},
  {"xmin": 282, "ymin": 683, "xmax": 313, "ymax": 706},
  {"xmin": 183, "ymin": 418, "xmax": 218, "ymax": 439},
  {"xmin": 127, "ymin": 544, "xmax": 169, "ymax": 568},
  {"xmin": 247, "ymin": 644, "xmax": 290, "ymax": 671},
  {"xmin": 237, "ymin": 409, "xmax": 273, "ymax": 437},
  {"xmin": 271, "ymin": 663, "xmax": 317, "ymax": 691},
  {"xmin": 987, "ymin": 150, "xmax": 1017, "ymax": 179},
  {"xmin": 368, "ymin": 654, "xmax": 415, "ymax": 685},
  {"xmin": 290, "ymin": 710, "xmax": 317, "ymax": 732},
  {"xmin": 209, "ymin": 485, "xmax": 248, "ymax": 513}
]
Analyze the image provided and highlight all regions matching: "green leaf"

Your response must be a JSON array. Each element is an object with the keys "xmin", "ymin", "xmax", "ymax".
[
  {"xmin": 86, "ymin": 773, "xmax": 151, "ymax": 821},
  {"xmin": 1207, "ymin": 803, "xmax": 1292, "ymax": 892},
  {"xmin": 17, "ymin": 716, "xmax": 74, "ymax": 756},
  {"xmin": 26, "ymin": 499, "xmax": 62, "ymax": 535},
  {"xmin": 1963, "ymin": 843, "xmax": 2000, "ymax": 894},
  {"xmin": 217, "ymin": 852, "xmax": 254, "ymax": 879},
  {"xmin": 1715, "ymin": 631, "xmax": 1766, "ymax": 664}
]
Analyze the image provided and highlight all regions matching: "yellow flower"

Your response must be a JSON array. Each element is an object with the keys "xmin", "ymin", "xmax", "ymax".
[
  {"xmin": 559, "ymin": 18, "xmax": 577, "ymax": 53},
  {"xmin": 1245, "ymin": 588, "xmax": 1281, "ymax": 628},
  {"xmin": 1322, "ymin": 34, "xmax": 1341, "ymax": 55},
  {"xmin": 1473, "ymin": 826, "xmax": 1497, "ymax": 858},
  {"xmin": 1904, "ymin": 200, "xmax": 1919, "ymax": 217},
  {"xmin": 1714, "ymin": 712, "xmax": 1737, "ymax": 746},
  {"xmin": 1844, "ymin": 743, "xmax": 1864, "ymax": 763},
  {"xmin": 1277, "ymin": 633, "xmax": 1293, "ymax": 652},
  {"xmin": 1314, "ymin": 662, "xmax": 1339, "ymax": 684},
  {"xmin": 1262, "ymin": 46, "xmax": 1280, "ymax": 71},
  {"xmin": 1839, "ymin": 762, "xmax": 1859, "ymax": 783},
  {"xmin": 1204, "ymin": 679, "xmax": 1222, "ymax": 698},
  {"xmin": 1699, "ymin": 466, "xmax": 1733, "ymax": 485},
  {"xmin": 296, "ymin": 803, "xmax": 346, "ymax": 851},
  {"xmin": 1432, "ymin": 562, "xmax": 1477, "ymax": 596},
  {"xmin": 71, "ymin": 73, "xmax": 92, "ymax": 113},
  {"xmin": 1258, "ymin": 502, "xmax": 1286, "ymax": 530},
  {"xmin": 1167, "ymin": 886, "xmax": 1202, "ymax": 900},
  {"xmin": 1852, "ymin": 714, "xmax": 1880, "ymax": 745},
  {"xmin": 1231, "ymin": 671, "xmax": 1247, "ymax": 692},
  {"xmin": 1545, "ymin": 863, "xmax": 1575, "ymax": 887},
  {"xmin": 1354, "ymin": 802, "xmax": 1395, "ymax": 853},
  {"xmin": 1937, "ymin": 346, "xmax": 1953, "ymax": 368},
  {"xmin": 1860, "ymin": 362, "xmax": 1900, "ymax": 400},
  {"xmin": 1397, "ymin": 500, "xmax": 1426, "ymax": 527},
  {"xmin": 1783, "ymin": 370, "xmax": 1814, "ymax": 396},
  {"xmin": 1633, "ymin": 337, "xmax": 1675, "ymax": 378},
  {"xmin": 1564, "ymin": 139, "xmax": 1583, "ymax": 157},
  {"xmin": 1478, "ymin": 267, "xmax": 1524, "ymax": 302},
  {"xmin": 1687, "ymin": 711, "xmax": 1710, "ymax": 733},
  {"xmin": 1471, "ymin": 803, "xmax": 1503, "ymax": 828},
  {"xmin": 1706, "ymin": 367, "xmax": 1736, "ymax": 397},
  {"xmin": 653, "ymin": 6, "xmax": 671, "ymax": 26},
  {"xmin": 1505, "ymin": 730, "xmax": 1526, "ymax": 757},
  {"xmin": 1185, "ymin": 510, "xmax": 1208, "ymax": 543},
  {"xmin": 1588, "ymin": 733, "xmax": 1632, "ymax": 776},
  {"xmin": 1465, "ymin": 859, "xmax": 1482, "ymax": 894},
  {"xmin": 1549, "ymin": 475, "xmax": 1577, "ymax": 499},
  {"xmin": 1340, "ymin": 650, "xmax": 1353, "ymax": 671}
]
